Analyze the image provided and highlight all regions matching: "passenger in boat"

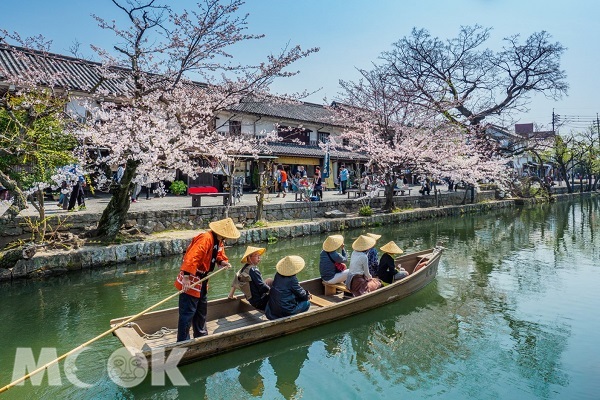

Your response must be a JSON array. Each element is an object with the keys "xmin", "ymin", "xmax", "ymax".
[
  {"xmin": 319, "ymin": 235, "xmax": 349, "ymax": 284},
  {"xmin": 377, "ymin": 241, "xmax": 409, "ymax": 285},
  {"xmin": 345, "ymin": 235, "xmax": 382, "ymax": 296},
  {"xmin": 365, "ymin": 233, "xmax": 381, "ymax": 277},
  {"xmin": 228, "ymin": 246, "xmax": 272, "ymax": 311},
  {"xmin": 265, "ymin": 256, "xmax": 312, "ymax": 320},
  {"xmin": 174, "ymin": 218, "xmax": 240, "ymax": 342}
]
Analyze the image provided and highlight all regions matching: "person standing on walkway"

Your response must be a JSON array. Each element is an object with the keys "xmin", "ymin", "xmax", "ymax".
[
  {"xmin": 67, "ymin": 175, "xmax": 86, "ymax": 211},
  {"xmin": 174, "ymin": 218, "xmax": 240, "ymax": 342},
  {"xmin": 313, "ymin": 166, "xmax": 323, "ymax": 200},
  {"xmin": 276, "ymin": 164, "xmax": 287, "ymax": 198},
  {"xmin": 339, "ymin": 165, "xmax": 349, "ymax": 195}
]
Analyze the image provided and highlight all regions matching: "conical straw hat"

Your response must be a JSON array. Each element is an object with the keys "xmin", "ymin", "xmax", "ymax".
[
  {"xmin": 352, "ymin": 235, "xmax": 376, "ymax": 252},
  {"xmin": 241, "ymin": 246, "xmax": 266, "ymax": 264},
  {"xmin": 275, "ymin": 255, "xmax": 305, "ymax": 276},
  {"xmin": 209, "ymin": 218, "xmax": 240, "ymax": 239},
  {"xmin": 323, "ymin": 235, "xmax": 344, "ymax": 252},
  {"xmin": 366, "ymin": 233, "xmax": 382, "ymax": 241},
  {"xmin": 380, "ymin": 241, "xmax": 403, "ymax": 255}
]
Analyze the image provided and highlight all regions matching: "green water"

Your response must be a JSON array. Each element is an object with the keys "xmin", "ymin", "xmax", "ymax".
[{"xmin": 1, "ymin": 197, "xmax": 599, "ymax": 399}]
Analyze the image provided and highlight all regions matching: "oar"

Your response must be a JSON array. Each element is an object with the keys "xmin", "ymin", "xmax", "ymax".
[{"xmin": 0, "ymin": 266, "xmax": 227, "ymax": 394}]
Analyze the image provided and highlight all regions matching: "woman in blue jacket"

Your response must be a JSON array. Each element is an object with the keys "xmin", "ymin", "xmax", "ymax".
[{"xmin": 265, "ymin": 256, "xmax": 311, "ymax": 320}]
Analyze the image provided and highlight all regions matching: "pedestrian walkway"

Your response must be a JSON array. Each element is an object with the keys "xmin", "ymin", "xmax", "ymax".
[{"xmin": 18, "ymin": 184, "xmax": 451, "ymax": 218}]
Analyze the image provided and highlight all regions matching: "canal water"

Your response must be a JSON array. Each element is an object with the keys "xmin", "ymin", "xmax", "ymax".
[{"xmin": 0, "ymin": 197, "xmax": 598, "ymax": 399}]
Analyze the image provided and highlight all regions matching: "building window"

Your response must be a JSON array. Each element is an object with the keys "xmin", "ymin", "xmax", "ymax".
[
  {"xmin": 277, "ymin": 125, "xmax": 311, "ymax": 144},
  {"xmin": 318, "ymin": 131, "xmax": 330, "ymax": 143},
  {"xmin": 229, "ymin": 120, "xmax": 241, "ymax": 135}
]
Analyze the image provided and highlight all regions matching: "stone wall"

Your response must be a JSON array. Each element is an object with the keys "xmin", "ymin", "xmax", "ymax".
[
  {"xmin": 0, "ymin": 190, "xmax": 494, "ymax": 242},
  {"xmin": 2, "ymin": 197, "xmax": 510, "ymax": 281}
]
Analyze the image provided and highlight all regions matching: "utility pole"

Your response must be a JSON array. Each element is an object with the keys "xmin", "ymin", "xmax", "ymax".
[{"xmin": 596, "ymin": 113, "xmax": 599, "ymax": 145}]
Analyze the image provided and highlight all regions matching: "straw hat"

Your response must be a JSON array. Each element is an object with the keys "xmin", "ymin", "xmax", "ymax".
[
  {"xmin": 352, "ymin": 235, "xmax": 377, "ymax": 252},
  {"xmin": 366, "ymin": 233, "xmax": 382, "ymax": 241},
  {"xmin": 380, "ymin": 241, "xmax": 404, "ymax": 255},
  {"xmin": 241, "ymin": 246, "xmax": 266, "ymax": 264},
  {"xmin": 323, "ymin": 235, "xmax": 344, "ymax": 252},
  {"xmin": 275, "ymin": 255, "xmax": 305, "ymax": 276},
  {"xmin": 209, "ymin": 218, "xmax": 240, "ymax": 239}
]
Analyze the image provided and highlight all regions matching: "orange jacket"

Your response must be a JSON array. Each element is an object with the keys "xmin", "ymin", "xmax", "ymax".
[{"xmin": 174, "ymin": 231, "xmax": 228, "ymax": 297}]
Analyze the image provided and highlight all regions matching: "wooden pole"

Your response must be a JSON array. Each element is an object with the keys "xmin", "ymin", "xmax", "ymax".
[{"xmin": 0, "ymin": 267, "xmax": 227, "ymax": 394}]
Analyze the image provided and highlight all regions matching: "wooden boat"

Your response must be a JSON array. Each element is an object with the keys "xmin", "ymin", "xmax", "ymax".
[{"xmin": 110, "ymin": 247, "xmax": 442, "ymax": 366}]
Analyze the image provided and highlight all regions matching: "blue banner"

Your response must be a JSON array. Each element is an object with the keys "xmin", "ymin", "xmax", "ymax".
[{"xmin": 322, "ymin": 143, "xmax": 330, "ymax": 178}]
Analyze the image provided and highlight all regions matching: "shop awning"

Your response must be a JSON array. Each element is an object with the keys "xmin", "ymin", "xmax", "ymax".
[{"xmin": 276, "ymin": 156, "xmax": 321, "ymax": 165}]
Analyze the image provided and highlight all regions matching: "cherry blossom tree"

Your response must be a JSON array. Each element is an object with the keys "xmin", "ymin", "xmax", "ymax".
[
  {"xmin": 335, "ymin": 65, "xmax": 508, "ymax": 211},
  {"xmin": 77, "ymin": 0, "xmax": 318, "ymax": 239}
]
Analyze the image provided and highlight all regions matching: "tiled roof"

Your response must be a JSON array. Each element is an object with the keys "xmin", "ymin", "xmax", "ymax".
[
  {"xmin": 1, "ymin": 45, "xmax": 345, "ymax": 128},
  {"xmin": 266, "ymin": 142, "xmax": 367, "ymax": 161},
  {"xmin": 230, "ymin": 99, "xmax": 343, "ymax": 127},
  {"xmin": 0, "ymin": 44, "xmax": 132, "ymax": 96}
]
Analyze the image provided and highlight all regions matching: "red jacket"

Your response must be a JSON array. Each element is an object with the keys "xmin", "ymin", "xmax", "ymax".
[{"xmin": 174, "ymin": 231, "xmax": 228, "ymax": 297}]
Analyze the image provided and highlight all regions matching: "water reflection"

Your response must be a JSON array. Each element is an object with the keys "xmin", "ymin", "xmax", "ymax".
[
  {"xmin": 237, "ymin": 360, "xmax": 265, "ymax": 397},
  {"xmin": 1, "ymin": 197, "xmax": 599, "ymax": 399}
]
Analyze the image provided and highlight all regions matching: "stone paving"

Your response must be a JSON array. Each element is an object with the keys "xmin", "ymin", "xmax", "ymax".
[{"xmin": 19, "ymin": 184, "xmax": 437, "ymax": 218}]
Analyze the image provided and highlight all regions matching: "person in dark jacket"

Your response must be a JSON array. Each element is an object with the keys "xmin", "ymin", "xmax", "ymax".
[
  {"xmin": 265, "ymin": 256, "xmax": 311, "ymax": 320},
  {"xmin": 228, "ymin": 246, "xmax": 272, "ymax": 310},
  {"xmin": 377, "ymin": 241, "xmax": 409, "ymax": 285},
  {"xmin": 319, "ymin": 235, "xmax": 349, "ymax": 284}
]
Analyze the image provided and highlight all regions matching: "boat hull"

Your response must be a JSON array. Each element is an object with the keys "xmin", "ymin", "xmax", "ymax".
[{"xmin": 110, "ymin": 248, "xmax": 441, "ymax": 365}]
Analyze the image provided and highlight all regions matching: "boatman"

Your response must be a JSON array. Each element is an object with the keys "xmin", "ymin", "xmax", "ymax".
[{"xmin": 174, "ymin": 217, "xmax": 241, "ymax": 342}]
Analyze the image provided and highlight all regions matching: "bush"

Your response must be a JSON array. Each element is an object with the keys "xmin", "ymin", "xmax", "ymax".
[
  {"xmin": 358, "ymin": 205, "xmax": 373, "ymax": 216},
  {"xmin": 169, "ymin": 180, "xmax": 187, "ymax": 195}
]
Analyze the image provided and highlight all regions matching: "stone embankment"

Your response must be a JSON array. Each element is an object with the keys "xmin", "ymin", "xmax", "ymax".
[
  {"xmin": 1, "ymin": 188, "xmax": 595, "ymax": 281},
  {"xmin": 3, "ymin": 196, "xmax": 506, "ymax": 281}
]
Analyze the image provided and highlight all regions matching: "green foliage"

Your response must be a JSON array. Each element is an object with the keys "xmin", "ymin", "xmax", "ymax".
[
  {"xmin": 169, "ymin": 180, "xmax": 188, "ymax": 195},
  {"xmin": 251, "ymin": 219, "xmax": 268, "ymax": 228},
  {"xmin": 0, "ymin": 89, "xmax": 77, "ymax": 189},
  {"xmin": 267, "ymin": 234, "xmax": 278, "ymax": 244},
  {"xmin": 358, "ymin": 205, "xmax": 373, "ymax": 216}
]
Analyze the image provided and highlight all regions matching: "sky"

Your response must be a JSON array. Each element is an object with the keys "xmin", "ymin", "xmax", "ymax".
[{"xmin": 2, "ymin": 0, "xmax": 599, "ymax": 132}]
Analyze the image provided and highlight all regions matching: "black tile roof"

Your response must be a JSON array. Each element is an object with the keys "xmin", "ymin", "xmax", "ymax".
[
  {"xmin": 229, "ymin": 99, "xmax": 343, "ymax": 127},
  {"xmin": 266, "ymin": 142, "xmax": 367, "ymax": 161},
  {"xmin": 1, "ymin": 45, "xmax": 349, "ymax": 129},
  {"xmin": 0, "ymin": 44, "xmax": 133, "ymax": 96}
]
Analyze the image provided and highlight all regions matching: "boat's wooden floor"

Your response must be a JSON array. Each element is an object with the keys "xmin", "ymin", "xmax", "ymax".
[{"xmin": 143, "ymin": 294, "xmax": 343, "ymax": 349}]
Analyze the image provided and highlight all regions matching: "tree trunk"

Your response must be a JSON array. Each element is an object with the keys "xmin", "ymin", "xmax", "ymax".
[
  {"xmin": 0, "ymin": 169, "xmax": 27, "ymax": 218},
  {"xmin": 93, "ymin": 159, "xmax": 139, "ymax": 240}
]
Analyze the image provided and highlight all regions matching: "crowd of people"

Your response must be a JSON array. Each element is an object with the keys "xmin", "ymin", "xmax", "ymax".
[
  {"xmin": 175, "ymin": 217, "xmax": 414, "ymax": 342},
  {"xmin": 274, "ymin": 164, "xmax": 322, "ymax": 201}
]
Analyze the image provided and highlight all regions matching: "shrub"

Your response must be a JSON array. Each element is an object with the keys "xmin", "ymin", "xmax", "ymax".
[
  {"xmin": 358, "ymin": 205, "xmax": 373, "ymax": 216},
  {"xmin": 169, "ymin": 180, "xmax": 187, "ymax": 195}
]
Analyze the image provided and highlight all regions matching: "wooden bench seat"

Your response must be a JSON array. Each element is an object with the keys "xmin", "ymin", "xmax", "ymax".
[
  {"xmin": 377, "ymin": 188, "xmax": 412, "ymax": 197},
  {"xmin": 309, "ymin": 296, "xmax": 334, "ymax": 307},
  {"xmin": 346, "ymin": 189, "xmax": 364, "ymax": 199},
  {"xmin": 191, "ymin": 192, "xmax": 229, "ymax": 207},
  {"xmin": 323, "ymin": 281, "xmax": 351, "ymax": 296}
]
